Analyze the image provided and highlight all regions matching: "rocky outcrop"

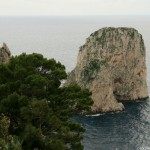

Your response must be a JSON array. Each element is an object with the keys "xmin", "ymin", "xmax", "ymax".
[
  {"xmin": 66, "ymin": 27, "xmax": 149, "ymax": 113},
  {"xmin": 0, "ymin": 43, "xmax": 11, "ymax": 63}
]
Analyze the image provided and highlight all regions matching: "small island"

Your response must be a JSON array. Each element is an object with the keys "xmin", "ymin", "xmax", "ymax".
[{"xmin": 66, "ymin": 27, "xmax": 149, "ymax": 113}]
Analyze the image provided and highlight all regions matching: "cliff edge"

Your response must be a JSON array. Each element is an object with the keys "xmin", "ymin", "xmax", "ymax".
[{"xmin": 66, "ymin": 27, "xmax": 149, "ymax": 112}]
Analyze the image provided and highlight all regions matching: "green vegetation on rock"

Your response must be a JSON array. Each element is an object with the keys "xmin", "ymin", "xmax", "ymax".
[
  {"xmin": 140, "ymin": 35, "xmax": 145, "ymax": 55},
  {"xmin": 82, "ymin": 58, "xmax": 107, "ymax": 82}
]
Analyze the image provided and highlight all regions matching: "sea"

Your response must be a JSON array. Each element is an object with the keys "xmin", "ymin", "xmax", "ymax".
[{"xmin": 0, "ymin": 16, "xmax": 149, "ymax": 150}]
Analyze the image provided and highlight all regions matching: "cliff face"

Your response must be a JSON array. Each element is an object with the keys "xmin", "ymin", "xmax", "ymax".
[
  {"xmin": 0, "ymin": 43, "xmax": 11, "ymax": 63},
  {"xmin": 66, "ymin": 27, "xmax": 149, "ymax": 112}
]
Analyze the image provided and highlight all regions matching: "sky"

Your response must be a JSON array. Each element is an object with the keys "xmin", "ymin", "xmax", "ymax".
[{"xmin": 0, "ymin": 0, "xmax": 149, "ymax": 16}]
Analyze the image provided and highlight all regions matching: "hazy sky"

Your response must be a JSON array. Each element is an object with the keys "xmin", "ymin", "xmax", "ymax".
[{"xmin": 0, "ymin": 0, "xmax": 149, "ymax": 16}]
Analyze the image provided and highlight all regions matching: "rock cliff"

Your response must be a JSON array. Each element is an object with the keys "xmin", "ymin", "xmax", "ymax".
[
  {"xmin": 0, "ymin": 43, "xmax": 11, "ymax": 63},
  {"xmin": 66, "ymin": 27, "xmax": 149, "ymax": 113}
]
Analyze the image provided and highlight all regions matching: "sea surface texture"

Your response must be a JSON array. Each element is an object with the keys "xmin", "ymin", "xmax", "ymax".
[{"xmin": 0, "ymin": 16, "xmax": 149, "ymax": 150}]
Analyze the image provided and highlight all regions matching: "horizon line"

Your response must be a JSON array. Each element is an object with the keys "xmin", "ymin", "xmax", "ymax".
[{"xmin": 0, "ymin": 14, "xmax": 150, "ymax": 17}]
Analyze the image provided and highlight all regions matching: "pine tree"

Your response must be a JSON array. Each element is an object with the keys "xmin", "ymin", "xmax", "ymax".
[{"xmin": 0, "ymin": 53, "xmax": 93, "ymax": 150}]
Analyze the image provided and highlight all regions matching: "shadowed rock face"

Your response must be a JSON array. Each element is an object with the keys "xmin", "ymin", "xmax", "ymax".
[
  {"xmin": 0, "ymin": 43, "xmax": 11, "ymax": 63},
  {"xmin": 66, "ymin": 27, "xmax": 149, "ymax": 113}
]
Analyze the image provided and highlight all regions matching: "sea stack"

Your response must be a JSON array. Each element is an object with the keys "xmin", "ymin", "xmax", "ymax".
[
  {"xmin": 66, "ymin": 27, "xmax": 149, "ymax": 112},
  {"xmin": 0, "ymin": 43, "xmax": 11, "ymax": 63}
]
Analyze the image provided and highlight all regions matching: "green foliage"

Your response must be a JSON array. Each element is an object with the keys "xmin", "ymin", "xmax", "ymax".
[
  {"xmin": 0, "ymin": 115, "xmax": 22, "ymax": 150},
  {"xmin": 4, "ymin": 137, "xmax": 22, "ymax": 150},
  {"xmin": 0, "ymin": 53, "xmax": 93, "ymax": 150},
  {"xmin": 126, "ymin": 29, "xmax": 135, "ymax": 39},
  {"xmin": 0, "ymin": 115, "xmax": 9, "ymax": 137},
  {"xmin": 140, "ymin": 35, "xmax": 145, "ymax": 55},
  {"xmin": 96, "ymin": 31, "xmax": 107, "ymax": 48},
  {"xmin": 82, "ymin": 59, "xmax": 107, "ymax": 82},
  {"xmin": 109, "ymin": 44, "xmax": 116, "ymax": 53}
]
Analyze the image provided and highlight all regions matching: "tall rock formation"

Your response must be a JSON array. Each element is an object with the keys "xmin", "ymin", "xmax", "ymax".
[
  {"xmin": 0, "ymin": 43, "xmax": 11, "ymax": 63},
  {"xmin": 66, "ymin": 27, "xmax": 149, "ymax": 113}
]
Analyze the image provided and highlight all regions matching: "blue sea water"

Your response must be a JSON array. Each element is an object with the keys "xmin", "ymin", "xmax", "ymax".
[
  {"xmin": 73, "ymin": 100, "xmax": 150, "ymax": 150},
  {"xmin": 0, "ymin": 16, "xmax": 149, "ymax": 150}
]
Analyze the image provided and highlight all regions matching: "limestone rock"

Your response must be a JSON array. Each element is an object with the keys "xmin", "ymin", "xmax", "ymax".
[
  {"xmin": 0, "ymin": 43, "xmax": 11, "ymax": 63},
  {"xmin": 66, "ymin": 27, "xmax": 149, "ymax": 113}
]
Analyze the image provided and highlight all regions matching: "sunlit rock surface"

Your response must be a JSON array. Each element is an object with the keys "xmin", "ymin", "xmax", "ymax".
[
  {"xmin": 0, "ymin": 43, "xmax": 11, "ymax": 63},
  {"xmin": 66, "ymin": 27, "xmax": 149, "ymax": 112}
]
